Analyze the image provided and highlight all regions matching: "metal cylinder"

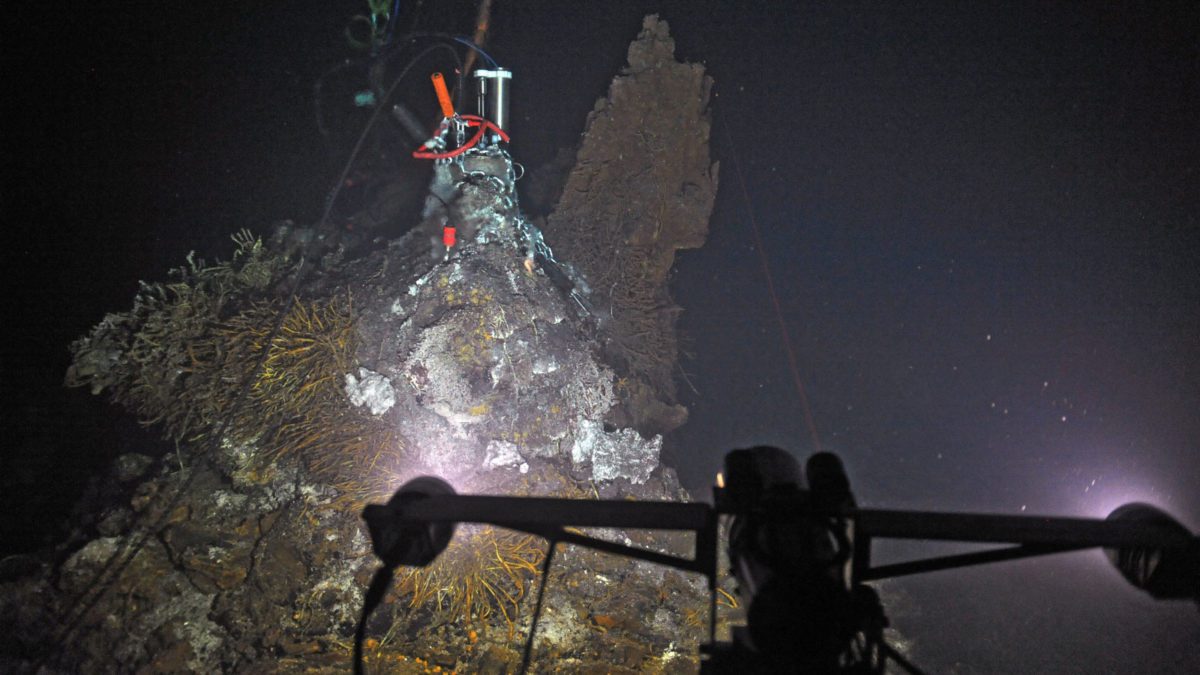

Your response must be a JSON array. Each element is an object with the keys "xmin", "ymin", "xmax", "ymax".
[{"xmin": 474, "ymin": 68, "xmax": 512, "ymax": 133}]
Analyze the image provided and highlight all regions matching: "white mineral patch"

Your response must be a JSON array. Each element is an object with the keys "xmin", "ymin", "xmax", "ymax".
[
  {"xmin": 298, "ymin": 482, "xmax": 336, "ymax": 506},
  {"xmin": 211, "ymin": 490, "xmax": 249, "ymax": 515},
  {"xmin": 405, "ymin": 323, "xmax": 484, "ymax": 436},
  {"xmin": 483, "ymin": 440, "xmax": 525, "ymax": 470},
  {"xmin": 532, "ymin": 355, "xmax": 558, "ymax": 374},
  {"xmin": 67, "ymin": 536, "xmax": 121, "ymax": 569},
  {"xmin": 570, "ymin": 419, "xmax": 661, "ymax": 484},
  {"xmin": 344, "ymin": 368, "xmax": 396, "ymax": 416}
]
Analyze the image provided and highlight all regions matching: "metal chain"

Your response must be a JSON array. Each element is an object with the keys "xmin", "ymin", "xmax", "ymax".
[{"xmin": 450, "ymin": 143, "xmax": 556, "ymax": 263}]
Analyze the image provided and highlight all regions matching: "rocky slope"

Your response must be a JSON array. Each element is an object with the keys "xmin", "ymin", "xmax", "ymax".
[{"xmin": 2, "ymin": 16, "xmax": 730, "ymax": 674}]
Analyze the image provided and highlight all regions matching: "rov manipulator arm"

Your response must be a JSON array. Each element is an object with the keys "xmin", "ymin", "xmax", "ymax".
[{"xmin": 355, "ymin": 451, "xmax": 1199, "ymax": 673}]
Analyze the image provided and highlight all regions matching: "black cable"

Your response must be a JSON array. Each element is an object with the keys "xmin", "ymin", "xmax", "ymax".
[
  {"xmin": 39, "ymin": 40, "xmax": 459, "ymax": 675},
  {"xmin": 368, "ymin": 34, "xmax": 466, "ymax": 98},
  {"xmin": 43, "ymin": 260, "xmax": 312, "ymax": 673},
  {"xmin": 313, "ymin": 35, "xmax": 465, "ymax": 156},
  {"xmin": 519, "ymin": 540, "xmax": 558, "ymax": 674},
  {"xmin": 353, "ymin": 566, "xmax": 395, "ymax": 675},
  {"xmin": 325, "ymin": 41, "xmax": 462, "ymax": 221}
]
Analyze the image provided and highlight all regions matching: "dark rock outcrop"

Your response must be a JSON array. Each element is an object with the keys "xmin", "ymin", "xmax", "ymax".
[
  {"xmin": 544, "ymin": 15, "xmax": 719, "ymax": 437},
  {"xmin": 2, "ymin": 15, "xmax": 729, "ymax": 674}
]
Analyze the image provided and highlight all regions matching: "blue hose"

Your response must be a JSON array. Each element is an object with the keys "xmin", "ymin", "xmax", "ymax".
[
  {"xmin": 452, "ymin": 35, "xmax": 499, "ymax": 68},
  {"xmin": 382, "ymin": 0, "xmax": 401, "ymax": 44}
]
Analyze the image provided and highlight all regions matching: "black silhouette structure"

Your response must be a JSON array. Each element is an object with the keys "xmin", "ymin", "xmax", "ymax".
[{"xmin": 358, "ymin": 446, "xmax": 1200, "ymax": 674}]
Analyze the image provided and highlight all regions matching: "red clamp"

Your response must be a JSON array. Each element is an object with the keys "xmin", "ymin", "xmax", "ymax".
[{"xmin": 413, "ymin": 114, "xmax": 510, "ymax": 161}]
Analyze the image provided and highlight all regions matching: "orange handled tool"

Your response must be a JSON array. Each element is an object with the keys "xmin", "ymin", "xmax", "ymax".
[{"xmin": 430, "ymin": 72, "xmax": 455, "ymax": 118}]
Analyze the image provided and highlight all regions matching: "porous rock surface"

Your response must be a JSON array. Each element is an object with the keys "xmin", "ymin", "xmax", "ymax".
[{"xmin": 1, "ymin": 15, "xmax": 729, "ymax": 674}]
